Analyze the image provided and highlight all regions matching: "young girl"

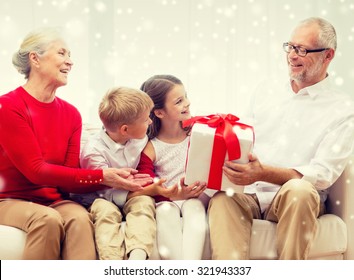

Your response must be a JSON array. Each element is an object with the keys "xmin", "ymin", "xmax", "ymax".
[{"xmin": 131, "ymin": 74, "xmax": 210, "ymax": 260}]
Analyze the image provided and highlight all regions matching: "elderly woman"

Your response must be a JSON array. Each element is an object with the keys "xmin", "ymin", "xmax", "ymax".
[{"xmin": 0, "ymin": 28, "xmax": 151, "ymax": 260}]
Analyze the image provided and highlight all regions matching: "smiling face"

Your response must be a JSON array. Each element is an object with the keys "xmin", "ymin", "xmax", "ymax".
[
  {"xmin": 33, "ymin": 39, "xmax": 73, "ymax": 88},
  {"xmin": 159, "ymin": 84, "xmax": 191, "ymax": 122},
  {"xmin": 287, "ymin": 23, "xmax": 332, "ymax": 92}
]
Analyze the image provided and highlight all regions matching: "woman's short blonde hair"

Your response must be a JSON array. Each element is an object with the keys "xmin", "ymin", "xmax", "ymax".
[
  {"xmin": 12, "ymin": 27, "xmax": 64, "ymax": 79},
  {"xmin": 99, "ymin": 86, "xmax": 154, "ymax": 132}
]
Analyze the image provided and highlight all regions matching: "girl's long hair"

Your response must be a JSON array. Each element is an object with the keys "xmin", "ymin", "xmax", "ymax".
[{"xmin": 140, "ymin": 74, "xmax": 189, "ymax": 139}]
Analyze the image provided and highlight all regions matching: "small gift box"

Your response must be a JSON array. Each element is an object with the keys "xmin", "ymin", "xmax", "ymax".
[{"xmin": 183, "ymin": 114, "xmax": 254, "ymax": 194}]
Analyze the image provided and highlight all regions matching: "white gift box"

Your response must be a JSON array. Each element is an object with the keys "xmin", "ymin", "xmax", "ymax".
[{"xmin": 184, "ymin": 122, "xmax": 254, "ymax": 194}]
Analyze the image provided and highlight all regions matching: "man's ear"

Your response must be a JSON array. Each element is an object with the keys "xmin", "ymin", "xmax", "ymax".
[{"xmin": 326, "ymin": 48, "xmax": 335, "ymax": 62}]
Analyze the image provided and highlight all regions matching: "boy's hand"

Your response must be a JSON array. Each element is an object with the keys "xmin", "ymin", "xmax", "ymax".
[
  {"xmin": 116, "ymin": 168, "xmax": 153, "ymax": 186},
  {"xmin": 126, "ymin": 177, "xmax": 178, "ymax": 200},
  {"xmin": 102, "ymin": 168, "xmax": 146, "ymax": 191},
  {"xmin": 131, "ymin": 173, "xmax": 154, "ymax": 186}
]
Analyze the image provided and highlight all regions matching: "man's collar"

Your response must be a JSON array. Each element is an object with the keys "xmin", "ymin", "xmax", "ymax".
[{"xmin": 292, "ymin": 75, "xmax": 331, "ymax": 98}]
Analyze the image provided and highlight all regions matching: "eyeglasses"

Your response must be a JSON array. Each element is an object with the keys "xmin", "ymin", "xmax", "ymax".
[{"xmin": 283, "ymin": 42, "xmax": 329, "ymax": 57}]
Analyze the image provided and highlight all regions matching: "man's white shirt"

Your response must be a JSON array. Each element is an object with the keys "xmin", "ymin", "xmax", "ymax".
[{"xmin": 243, "ymin": 77, "xmax": 354, "ymax": 212}]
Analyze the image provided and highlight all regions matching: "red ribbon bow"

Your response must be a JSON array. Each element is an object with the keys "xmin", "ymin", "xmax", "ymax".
[{"xmin": 183, "ymin": 114, "xmax": 253, "ymax": 189}]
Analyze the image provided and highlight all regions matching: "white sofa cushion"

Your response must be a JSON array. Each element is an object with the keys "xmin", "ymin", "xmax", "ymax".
[
  {"xmin": 0, "ymin": 225, "xmax": 26, "ymax": 260},
  {"xmin": 0, "ymin": 213, "xmax": 346, "ymax": 260},
  {"xmin": 249, "ymin": 214, "xmax": 346, "ymax": 260}
]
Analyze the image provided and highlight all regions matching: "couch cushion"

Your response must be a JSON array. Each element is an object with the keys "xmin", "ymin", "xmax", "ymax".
[
  {"xmin": 0, "ymin": 225, "xmax": 26, "ymax": 260},
  {"xmin": 0, "ymin": 213, "xmax": 347, "ymax": 260},
  {"xmin": 249, "ymin": 214, "xmax": 346, "ymax": 259},
  {"xmin": 308, "ymin": 214, "xmax": 347, "ymax": 259}
]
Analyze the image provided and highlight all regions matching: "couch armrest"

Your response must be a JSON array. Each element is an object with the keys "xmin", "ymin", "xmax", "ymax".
[{"xmin": 326, "ymin": 157, "xmax": 354, "ymax": 259}]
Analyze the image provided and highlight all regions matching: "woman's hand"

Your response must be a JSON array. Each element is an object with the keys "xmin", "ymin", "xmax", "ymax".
[{"xmin": 102, "ymin": 168, "xmax": 152, "ymax": 191}]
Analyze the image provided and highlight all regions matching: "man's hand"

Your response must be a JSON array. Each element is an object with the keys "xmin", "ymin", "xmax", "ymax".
[
  {"xmin": 223, "ymin": 153, "xmax": 263, "ymax": 186},
  {"xmin": 224, "ymin": 153, "xmax": 303, "ymax": 186},
  {"xmin": 102, "ymin": 168, "xmax": 152, "ymax": 192}
]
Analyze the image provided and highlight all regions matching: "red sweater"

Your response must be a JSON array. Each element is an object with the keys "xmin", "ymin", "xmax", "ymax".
[
  {"xmin": 137, "ymin": 152, "xmax": 169, "ymax": 203},
  {"xmin": 0, "ymin": 87, "xmax": 105, "ymax": 205}
]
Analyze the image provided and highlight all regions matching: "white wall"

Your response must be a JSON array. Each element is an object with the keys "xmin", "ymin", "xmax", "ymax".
[{"xmin": 1, "ymin": 0, "xmax": 353, "ymax": 126}]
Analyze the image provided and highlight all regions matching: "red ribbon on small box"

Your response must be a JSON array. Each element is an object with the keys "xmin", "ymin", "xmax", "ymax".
[{"xmin": 183, "ymin": 114, "xmax": 253, "ymax": 189}]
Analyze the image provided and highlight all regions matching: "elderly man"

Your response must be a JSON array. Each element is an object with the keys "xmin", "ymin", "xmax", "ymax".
[{"xmin": 208, "ymin": 17, "xmax": 354, "ymax": 260}]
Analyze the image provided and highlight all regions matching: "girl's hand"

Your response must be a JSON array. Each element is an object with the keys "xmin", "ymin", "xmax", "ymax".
[
  {"xmin": 178, "ymin": 177, "xmax": 207, "ymax": 199},
  {"xmin": 156, "ymin": 182, "xmax": 179, "ymax": 198}
]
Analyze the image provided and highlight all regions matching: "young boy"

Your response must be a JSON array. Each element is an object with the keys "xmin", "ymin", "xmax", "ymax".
[{"xmin": 73, "ymin": 87, "xmax": 156, "ymax": 260}]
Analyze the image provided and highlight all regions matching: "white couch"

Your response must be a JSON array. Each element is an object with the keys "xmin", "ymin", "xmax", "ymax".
[{"xmin": 1, "ymin": 125, "xmax": 353, "ymax": 260}]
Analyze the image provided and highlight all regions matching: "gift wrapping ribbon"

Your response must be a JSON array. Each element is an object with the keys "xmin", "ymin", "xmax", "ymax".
[{"xmin": 183, "ymin": 114, "xmax": 254, "ymax": 189}]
